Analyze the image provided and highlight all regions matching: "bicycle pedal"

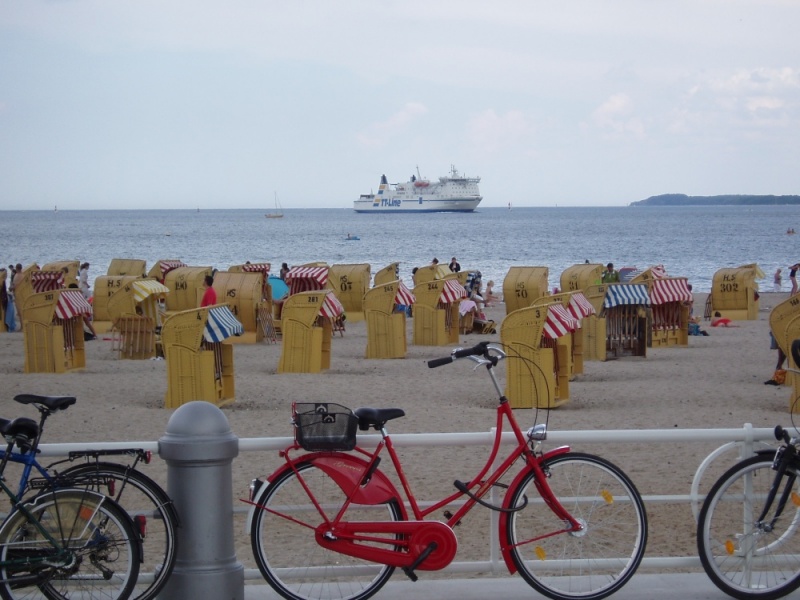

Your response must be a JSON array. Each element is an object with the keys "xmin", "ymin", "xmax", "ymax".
[{"xmin": 401, "ymin": 567, "xmax": 419, "ymax": 582}]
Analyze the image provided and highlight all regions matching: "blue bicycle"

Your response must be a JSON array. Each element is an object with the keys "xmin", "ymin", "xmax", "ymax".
[
  {"xmin": 0, "ymin": 394, "xmax": 179, "ymax": 600},
  {"xmin": 0, "ymin": 395, "xmax": 139, "ymax": 599}
]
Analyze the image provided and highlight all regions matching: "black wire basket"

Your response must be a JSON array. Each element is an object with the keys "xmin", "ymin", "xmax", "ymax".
[{"xmin": 294, "ymin": 403, "xmax": 358, "ymax": 451}]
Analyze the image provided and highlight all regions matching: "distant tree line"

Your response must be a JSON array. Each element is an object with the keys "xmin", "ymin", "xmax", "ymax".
[{"xmin": 630, "ymin": 193, "xmax": 800, "ymax": 206}]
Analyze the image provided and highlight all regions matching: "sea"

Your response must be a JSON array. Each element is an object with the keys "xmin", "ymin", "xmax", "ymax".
[{"xmin": 2, "ymin": 205, "xmax": 799, "ymax": 293}]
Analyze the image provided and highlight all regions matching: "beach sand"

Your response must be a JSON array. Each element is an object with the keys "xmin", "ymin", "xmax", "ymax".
[{"xmin": 0, "ymin": 292, "xmax": 795, "ymax": 573}]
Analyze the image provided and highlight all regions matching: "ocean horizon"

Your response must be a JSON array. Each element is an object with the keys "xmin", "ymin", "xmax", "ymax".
[{"xmin": 2, "ymin": 205, "xmax": 798, "ymax": 294}]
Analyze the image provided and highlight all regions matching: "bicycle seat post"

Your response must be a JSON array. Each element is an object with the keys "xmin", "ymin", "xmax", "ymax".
[
  {"xmin": 29, "ymin": 405, "xmax": 53, "ymax": 456},
  {"xmin": 0, "ymin": 438, "xmax": 15, "ymax": 475}
]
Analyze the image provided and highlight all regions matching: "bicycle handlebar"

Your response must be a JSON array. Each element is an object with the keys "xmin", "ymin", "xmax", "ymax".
[
  {"xmin": 426, "ymin": 356, "xmax": 455, "ymax": 368},
  {"xmin": 427, "ymin": 341, "xmax": 496, "ymax": 368}
]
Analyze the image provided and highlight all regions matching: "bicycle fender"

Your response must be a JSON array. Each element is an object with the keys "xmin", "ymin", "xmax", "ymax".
[
  {"xmin": 247, "ymin": 453, "xmax": 407, "ymax": 530},
  {"xmin": 497, "ymin": 446, "xmax": 572, "ymax": 574},
  {"xmin": 58, "ymin": 462, "xmax": 181, "ymax": 530},
  {"xmin": 309, "ymin": 454, "xmax": 403, "ymax": 507}
]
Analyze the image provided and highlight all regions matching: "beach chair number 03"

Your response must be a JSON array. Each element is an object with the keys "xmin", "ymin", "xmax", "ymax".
[{"xmin": 245, "ymin": 341, "xmax": 648, "ymax": 600}]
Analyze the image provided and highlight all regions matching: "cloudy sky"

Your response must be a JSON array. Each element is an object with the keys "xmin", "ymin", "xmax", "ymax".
[{"xmin": 2, "ymin": 1, "xmax": 798, "ymax": 210}]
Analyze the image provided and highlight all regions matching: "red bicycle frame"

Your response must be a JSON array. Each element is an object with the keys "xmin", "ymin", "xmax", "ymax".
[{"xmin": 252, "ymin": 396, "xmax": 584, "ymax": 574}]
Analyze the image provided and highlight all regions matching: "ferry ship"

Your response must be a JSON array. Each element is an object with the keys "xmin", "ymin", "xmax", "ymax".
[{"xmin": 354, "ymin": 166, "xmax": 482, "ymax": 213}]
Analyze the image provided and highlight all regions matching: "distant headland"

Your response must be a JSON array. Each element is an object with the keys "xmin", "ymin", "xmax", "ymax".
[{"xmin": 630, "ymin": 193, "xmax": 800, "ymax": 206}]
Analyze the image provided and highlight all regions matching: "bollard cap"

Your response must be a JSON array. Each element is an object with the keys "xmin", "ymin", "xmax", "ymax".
[{"xmin": 159, "ymin": 401, "xmax": 239, "ymax": 462}]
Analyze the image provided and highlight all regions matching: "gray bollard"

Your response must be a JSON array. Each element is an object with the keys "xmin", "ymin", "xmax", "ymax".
[{"xmin": 158, "ymin": 401, "xmax": 244, "ymax": 600}]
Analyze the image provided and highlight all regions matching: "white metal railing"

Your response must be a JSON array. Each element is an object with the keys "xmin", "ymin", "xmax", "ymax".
[{"xmin": 37, "ymin": 423, "xmax": 785, "ymax": 579}]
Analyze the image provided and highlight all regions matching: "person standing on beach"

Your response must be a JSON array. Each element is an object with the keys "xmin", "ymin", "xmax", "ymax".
[
  {"xmin": 601, "ymin": 262, "xmax": 620, "ymax": 283},
  {"xmin": 790, "ymin": 263, "xmax": 800, "ymax": 295},
  {"xmin": 774, "ymin": 268, "xmax": 783, "ymax": 292},
  {"xmin": 12, "ymin": 263, "xmax": 24, "ymax": 327},
  {"xmin": 200, "ymin": 275, "xmax": 217, "ymax": 307},
  {"xmin": 449, "ymin": 257, "xmax": 461, "ymax": 273},
  {"xmin": 78, "ymin": 262, "xmax": 91, "ymax": 299},
  {"xmin": 280, "ymin": 262, "xmax": 289, "ymax": 281},
  {"xmin": 5, "ymin": 265, "xmax": 16, "ymax": 332}
]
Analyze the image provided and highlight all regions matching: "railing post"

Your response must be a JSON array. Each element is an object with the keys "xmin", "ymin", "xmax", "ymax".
[{"xmin": 158, "ymin": 401, "xmax": 244, "ymax": 600}]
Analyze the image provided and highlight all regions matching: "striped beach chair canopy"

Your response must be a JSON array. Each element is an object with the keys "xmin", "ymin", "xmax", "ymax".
[
  {"xmin": 394, "ymin": 281, "xmax": 415, "ymax": 306},
  {"xmin": 439, "ymin": 279, "xmax": 467, "ymax": 304},
  {"xmin": 159, "ymin": 260, "xmax": 187, "ymax": 278},
  {"xmin": 320, "ymin": 292, "xmax": 345, "ymax": 320},
  {"xmin": 55, "ymin": 290, "xmax": 93, "ymax": 320},
  {"xmin": 203, "ymin": 305, "xmax": 244, "ymax": 343},
  {"xmin": 31, "ymin": 271, "xmax": 65, "ymax": 293},
  {"xmin": 649, "ymin": 264, "xmax": 668, "ymax": 278},
  {"xmin": 649, "ymin": 278, "xmax": 692, "ymax": 305},
  {"xmin": 603, "ymin": 284, "xmax": 650, "ymax": 308},
  {"xmin": 543, "ymin": 304, "xmax": 580, "ymax": 339},
  {"xmin": 240, "ymin": 262, "xmax": 271, "ymax": 274},
  {"xmin": 132, "ymin": 280, "xmax": 169, "ymax": 303},
  {"xmin": 286, "ymin": 266, "xmax": 328, "ymax": 295},
  {"xmin": 567, "ymin": 292, "xmax": 596, "ymax": 319}
]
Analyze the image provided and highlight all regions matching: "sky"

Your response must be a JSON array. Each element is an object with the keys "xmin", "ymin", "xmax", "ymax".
[{"xmin": 1, "ymin": 0, "xmax": 799, "ymax": 210}]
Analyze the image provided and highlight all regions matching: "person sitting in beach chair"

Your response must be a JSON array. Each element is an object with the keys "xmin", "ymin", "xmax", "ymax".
[
  {"xmin": 465, "ymin": 275, "xmax": 496, "ymax": 333},
  {"xmin": 484, "ymin": 280, "xmax": 500, "ymax": 307}
]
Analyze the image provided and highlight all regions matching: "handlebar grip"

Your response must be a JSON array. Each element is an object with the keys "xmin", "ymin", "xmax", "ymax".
[
  {"xmin": 427, "ymin": 356, "xmax": 454, "ymax": 368},
  {"xmin": 453, "ymin": 342, "xmax": 489, "ymax": 359},
  {"xmin": 428, "ymin": 342, "xmax": 491, "ymax": 368}
]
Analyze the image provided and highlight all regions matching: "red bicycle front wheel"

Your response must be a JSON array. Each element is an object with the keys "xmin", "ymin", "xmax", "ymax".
[{"xmin": 505, "ymin": 452, "xmax": 648, "ymax": 600}]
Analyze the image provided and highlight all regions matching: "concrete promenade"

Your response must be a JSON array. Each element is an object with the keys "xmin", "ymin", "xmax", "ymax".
[{"xmin": 243, "ymin": 572, "xmax": 736, "ymax": 599}]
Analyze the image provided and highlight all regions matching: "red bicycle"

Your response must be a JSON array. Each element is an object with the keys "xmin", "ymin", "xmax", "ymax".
[{"xmin": 246, "ymin": 341, "xmax": 648, "ymax": 600}]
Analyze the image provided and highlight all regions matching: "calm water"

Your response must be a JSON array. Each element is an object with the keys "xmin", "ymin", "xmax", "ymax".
[{"xmin": 2, "ymin": 206, "xmax": 799, "ymax": 293}]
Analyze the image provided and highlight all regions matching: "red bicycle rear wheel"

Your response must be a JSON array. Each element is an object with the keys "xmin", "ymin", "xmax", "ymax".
[{"xmin": 250, "ymin": 461, "xmax": 404, "ymax": 600}]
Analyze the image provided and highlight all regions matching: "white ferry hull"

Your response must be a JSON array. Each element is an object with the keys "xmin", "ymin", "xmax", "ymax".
[
  {"xmin": 355, "ymin": 166, "xmax": 482, "ymax": 213},
  {"xmin": 354, "ymin": 197, "xmax": 481, "ymax": 213}
]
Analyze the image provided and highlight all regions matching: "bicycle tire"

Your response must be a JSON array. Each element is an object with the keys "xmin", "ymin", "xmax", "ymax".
[
  {"xmin": 0, "ymin": 488, "xmax": 139, "ymax": 600},
  {"xmin": 250, "ymin": 460, "xmax": 404, "ymax": 600},
  {"xmin": 505, "ymin": 451, "xmax": 648, "ymax": 600},
  {"xmin": 55, "ymin": 462, "xmax": 179, "ymax": 600},
  {"xmin": 697, "ymin": 453, "xmax": 800, "ymax": 600}
]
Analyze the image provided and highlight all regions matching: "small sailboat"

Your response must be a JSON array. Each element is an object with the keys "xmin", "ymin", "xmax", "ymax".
[{"xmin": 265, "ymin": 192, "xmax": 284, "ymax": 219}]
